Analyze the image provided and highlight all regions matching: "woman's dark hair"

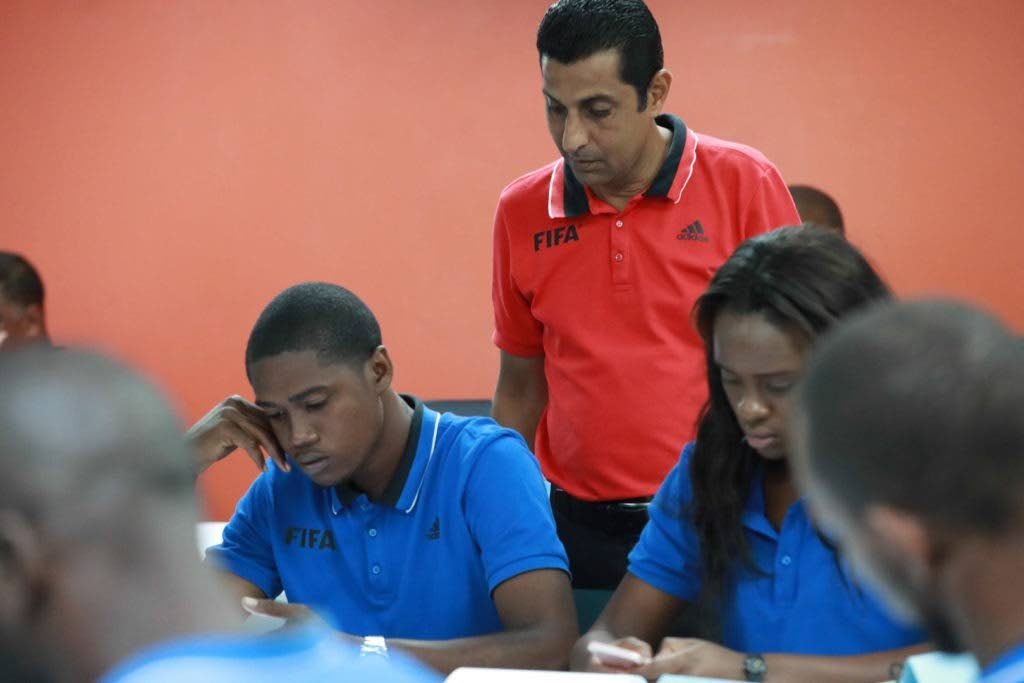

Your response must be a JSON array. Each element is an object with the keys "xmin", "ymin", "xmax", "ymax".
[{"xmin": 689, "ymin": 224, "xmax": 891, "ymax": 612}]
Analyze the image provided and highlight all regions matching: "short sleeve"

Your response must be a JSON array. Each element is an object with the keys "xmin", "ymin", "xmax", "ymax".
[
  {"xmin": 627, "ymin": 443, "xmax": 703, "ymax": 602},
  {"xmin": 741, "ymin": 164, "xmax": 801, "ymax": 239},
  {"xmin": 204, "ymin": 472, "xmax": 283, "ymax": 599},
  {"xmin": 462, "ymin": 431, "xmax": 569, "ymax": 591},
  {"xmin": 491, "ymin": 200, "xmax": 544, "ymax": 357}
]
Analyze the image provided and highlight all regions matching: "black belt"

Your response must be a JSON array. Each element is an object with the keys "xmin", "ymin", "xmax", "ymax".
[{"xmin": 550, "ymin": 486, "xmax": 652, "ymax": 533}]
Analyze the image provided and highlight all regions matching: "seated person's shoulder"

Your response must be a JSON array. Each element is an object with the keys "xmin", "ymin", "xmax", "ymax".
[
  {"xmin": 439, "ymin": 413, "xmax": 536, "ymax": 468},
  {"xmin": 650, "ymin": 442, "xmax": 698, "ymax": 517},
  {"xmin": 425, "ymin": 414, "xmax": 547, "ymax": 515}
]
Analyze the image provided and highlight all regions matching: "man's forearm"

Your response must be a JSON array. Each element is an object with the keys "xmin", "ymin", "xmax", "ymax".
[
  {"xmin": 210, "ymin": 569, "xmax": 267, "ymax": 615},
  {"xmin": 388, "ymin": 624, "xmax": 573, "ymax": 674},
  {"xmin": 762, "ymin": 644, "xmax": 932, "ymax": 683},
  {"xmin": 491, "ymin": 391, "xmax": 546, "ymax": 448},
  {"xmin": 492, "ymin": 352, "xmax": 548, "ymax": 448}
]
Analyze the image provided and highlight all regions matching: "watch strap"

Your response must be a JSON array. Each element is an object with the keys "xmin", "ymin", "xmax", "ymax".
[{"xmin": 360, "ymin": 635, "xmax": 389, "ymax": 658}]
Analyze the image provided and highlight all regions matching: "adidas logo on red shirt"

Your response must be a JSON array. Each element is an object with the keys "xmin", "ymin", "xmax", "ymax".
[{"xmin": 677, "ymin": 220, "xmax": 709, "ymax": 242}]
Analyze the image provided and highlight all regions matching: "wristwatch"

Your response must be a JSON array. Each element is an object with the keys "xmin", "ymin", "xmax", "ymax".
[
  {"xmin": 360, "ymin": 635, "xmax": 389, "ymax": 659},
  {"xmin": 743, "ymin": 653, "xmax": 767, "ymax": 682}
]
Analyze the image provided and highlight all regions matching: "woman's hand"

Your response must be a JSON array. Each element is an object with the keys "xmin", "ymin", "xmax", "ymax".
[{"xmin": 632, "ymin": 637, "xmax": 745, "ymax": 680}]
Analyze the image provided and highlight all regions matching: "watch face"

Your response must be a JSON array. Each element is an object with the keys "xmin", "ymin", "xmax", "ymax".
[{"xmin": 744, "ymin": 654, "xmax": 767, "ymax": 679}]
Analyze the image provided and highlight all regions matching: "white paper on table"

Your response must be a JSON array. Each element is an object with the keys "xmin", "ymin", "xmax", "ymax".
[
  {"xmin": 446, "ymin": 669, "xmax": 646, "ymax": 682},
  {"xmin": 656, "ymin": 675, "xmax": 746, "ymax": 683},
  {"xmin": 898, "ymin": 652, "xmax": 979, "ymax": 683}
]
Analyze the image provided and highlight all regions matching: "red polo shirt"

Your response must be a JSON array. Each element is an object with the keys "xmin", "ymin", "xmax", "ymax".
[{"xmin": 491, "ymin": 115, "xmax": 800, "ymax": 502}]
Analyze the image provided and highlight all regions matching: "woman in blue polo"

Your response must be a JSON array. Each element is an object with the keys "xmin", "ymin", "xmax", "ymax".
[{"xmin": 572, "ymin": 226, "xmax": 929, "ymax": 681}]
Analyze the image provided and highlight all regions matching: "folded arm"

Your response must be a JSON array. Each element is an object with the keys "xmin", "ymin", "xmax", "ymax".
[
  {"xmin": 632, "ymin": 638, "xmax": 931, "ymax": 682},
  {"xmin": 573, "ymin": 574, "xmax": 931, "ymax": 681},
  {"xmin": 389, "ymin": 568, "xmax": 577, "ymax": 673},
  {"xmin": 571, "ymin": 572, "xmax": 686, "ymax": 672}
]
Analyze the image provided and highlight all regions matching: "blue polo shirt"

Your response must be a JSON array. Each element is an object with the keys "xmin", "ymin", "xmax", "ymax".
[
  {"xmin": 101, "ymin": 623, "xmax": 440, "ymax": 682},
  {"xmin": 983, "ymin": 643, "xmax": 1024, "ymax": 683},
  {"xmin": 206, "ymin": 397, "xmax": 568, "ymax": 639},
  {"xmin": 628, "ymin": 442, "xmax": 925, "ymax": 654}
]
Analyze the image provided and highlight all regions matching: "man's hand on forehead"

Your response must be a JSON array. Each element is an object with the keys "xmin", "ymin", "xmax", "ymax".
[{"xmin": 186, "ymin": 395, "xmax": 290, "ymax": 475}]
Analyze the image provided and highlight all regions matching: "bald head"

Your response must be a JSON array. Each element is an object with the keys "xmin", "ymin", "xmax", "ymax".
[
  {"xmin": 0, "ymin": 350, "xmax": 262, "ymax": 682},
  {"xmin": 797, "ymin": 299, "xmax": 1024, "ymax": 531},
  {"xmin": 0, "ymin": 349, "xmax": 195, "ymax": 539}
]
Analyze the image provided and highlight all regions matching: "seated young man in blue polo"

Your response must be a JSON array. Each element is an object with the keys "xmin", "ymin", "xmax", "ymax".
[{"xmin": 190, "ymin": 282, "xmax": 576, "ymax": 673}]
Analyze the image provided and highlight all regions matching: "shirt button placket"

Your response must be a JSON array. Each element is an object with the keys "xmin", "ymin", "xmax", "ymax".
[
  {"xmin": 364, "ymin": 512, "xmax": 385, "ymax": 590},
  {"xmin": 774, "ymin": 514, "xmax": 800, "ymax": 604},
  {"xmin": 610, "ymin": 216, "xmax": 630, "ymax": 285}
]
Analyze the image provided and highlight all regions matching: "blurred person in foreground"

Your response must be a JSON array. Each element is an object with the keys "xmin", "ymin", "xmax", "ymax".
[
  {"xmin": 794, "ymin": 299, "xmax": 1024, "ymax": 683},
  {"xmin": 0, "ymin": 348, "xmax": 439, "ymax": 682}
]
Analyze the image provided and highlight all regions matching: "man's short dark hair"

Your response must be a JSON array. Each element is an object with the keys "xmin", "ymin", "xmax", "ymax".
[
  {"xmin": 788, "ymin": 185, "xmax": 845, "ymax": 234},
  {"xmin": 800, "ymin": 299, "xmax": 1024, "ymax": 534},
  {"xmin": 0, "ymin": 252, "xmax": 45, "ymax": 307},
  {"xmin": 245, "ymin": 282, "xmax": 382, "ymax": 375},
  {"xmin": 537, "ymin": 0, "xmax": 663, "ymax": 109}
]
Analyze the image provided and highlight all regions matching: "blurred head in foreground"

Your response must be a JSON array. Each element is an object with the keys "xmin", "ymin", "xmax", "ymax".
[{"xmin": 794, "ymin": 299, "xmax": 1024, "ymax": 665}]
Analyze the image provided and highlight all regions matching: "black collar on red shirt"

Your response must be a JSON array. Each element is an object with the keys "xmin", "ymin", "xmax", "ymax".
[
  {"xmin": 561, "ymin": 113, "xmax": 687, "ymax": 217},
  {"xmin": 333, "ymin": 394, "xmax": 424, "ymax": 507}
]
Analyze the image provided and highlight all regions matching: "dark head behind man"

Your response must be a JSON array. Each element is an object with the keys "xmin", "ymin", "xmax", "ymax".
[
  {"xmin": 0, "ymin": 251, "xmax": 50, "ymax": 351},
  {"xmin": 795, "ymin": 300, "xmax": 1024, "ymax": 669},
  {"xmin": 691, "ymin": 224, "xmax": 890, "ymax": 602},
  {"xmin": 787, "ymin": 185, "xmax": 845, "ymax": 235}
]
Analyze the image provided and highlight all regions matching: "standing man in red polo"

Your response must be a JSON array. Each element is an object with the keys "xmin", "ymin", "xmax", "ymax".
[{"xmin": 491, "ymin": 0, "xmax": 800, "ymax": 589}]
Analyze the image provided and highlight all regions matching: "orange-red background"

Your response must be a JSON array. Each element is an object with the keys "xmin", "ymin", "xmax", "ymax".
[{"xmin": 3, "ymin": 1, "xmax": 1022, "ymax": 520}]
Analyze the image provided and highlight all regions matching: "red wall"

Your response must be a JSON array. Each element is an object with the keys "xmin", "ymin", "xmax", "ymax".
[{"xmin": 3, "ymin": 1, "xmax": 1022, "ymax": 519}]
